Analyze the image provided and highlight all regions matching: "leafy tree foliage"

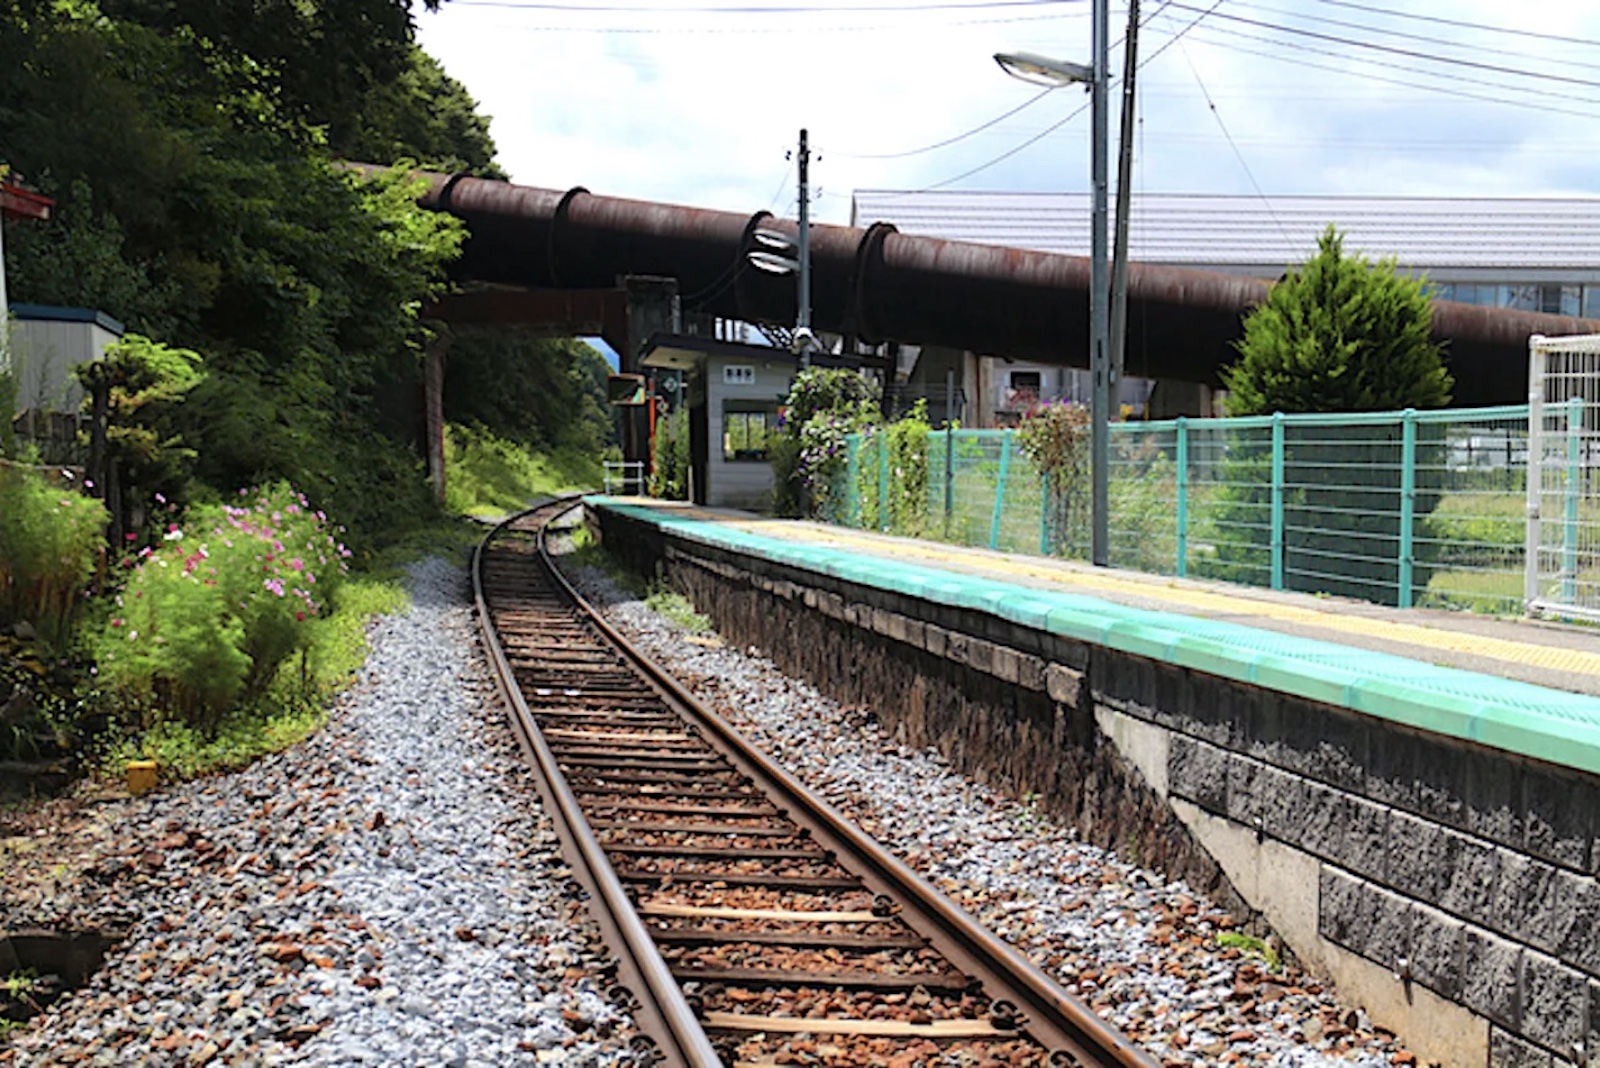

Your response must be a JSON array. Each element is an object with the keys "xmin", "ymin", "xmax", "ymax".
[
  {"xmin": 1223, "ymin": 225, "xmax": 1453, "ymax": 416},
  {"xmin": 1202, "ymin": 227, "xmax": 1454, "ymax": 605},
  {"xmin": 341, "ymin": 48, "xmax": 502, "ymax": 174},
  {"xmin": 1, "ymin": 2, "xmax": 478, "ymax": 546},
  {"xmin": 442, "ymin": 331, "xmax": 616, "ymax": 456}
]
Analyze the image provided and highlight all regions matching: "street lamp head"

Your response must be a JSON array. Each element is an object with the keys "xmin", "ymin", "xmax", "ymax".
[
  {"xmin": 752, "ymin": 227, "xmax": 796, "ymax": 252},
  {"xmin": 747, "ymin": 250, "xmax": 799, "ymax": 275},
  {"xmin": 993, "ymin": 51, "xmax": 1093, "ymax": 87}
]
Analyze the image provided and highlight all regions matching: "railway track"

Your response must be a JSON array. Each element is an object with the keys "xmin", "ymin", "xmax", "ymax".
[{"xmin": 473, "ymin": 498, "xmax": 1158, "ymax": 1068}]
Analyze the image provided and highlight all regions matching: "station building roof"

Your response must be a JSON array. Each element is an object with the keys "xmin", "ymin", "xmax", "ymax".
[{"xmin": 850, "ymin": 191, "xmax": 1600, "ymax": 282}]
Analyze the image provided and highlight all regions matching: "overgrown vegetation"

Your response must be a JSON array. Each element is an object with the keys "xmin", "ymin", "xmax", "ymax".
[
  {"xmin": 444, "ymin": 425, "xmax": 602, "ymax": 518},
  {"xmin": 645, "ymin": 585, "xmax": 712, "ymax": 634},
  {"xmin": 650, "ymin": 408, "xmax": 690, "ymax": 500},
  {"xmin": 771, "ymin": 368, "xmax": 881, "ymax": 519},
  {"xmin": 0, "ymin": 3, "xmax": 606, "ymax": 790},
  {"xmin": 0, "ymin": 466, "xmax": 107, "ymax": 650},
  {"xmin": 1018, "ymin": 400, "xmax": 1090, "ymax": 554}
]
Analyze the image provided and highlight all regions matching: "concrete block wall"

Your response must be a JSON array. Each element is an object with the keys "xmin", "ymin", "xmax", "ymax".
[
  {"xmin": 1150, "ymin": 683, "xmax": 1599, "ymax": 1068},
  {"xmin": 592, "ymin": 505, "xmax": 1600, "ymax": 1068}
]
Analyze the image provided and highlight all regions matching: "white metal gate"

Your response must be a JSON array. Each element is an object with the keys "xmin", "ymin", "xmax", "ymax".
[{"xmin": 1525, "ymin": 334, "xmax": 1600, "ymax": 621}]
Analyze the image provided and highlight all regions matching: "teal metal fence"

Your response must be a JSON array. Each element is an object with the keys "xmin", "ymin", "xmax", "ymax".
[{"xmin": 828, "ymin": 404, "xmax": 1537, "ymax": 613}]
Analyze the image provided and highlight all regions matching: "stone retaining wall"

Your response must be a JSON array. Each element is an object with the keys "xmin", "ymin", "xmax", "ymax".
[{"xmin": 594, "ymin": 507, "xmax": 1600, "ymax": 1068}]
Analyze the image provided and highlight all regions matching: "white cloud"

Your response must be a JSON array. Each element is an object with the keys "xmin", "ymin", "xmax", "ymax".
[{"xmin": 414, "ymin": 0, "xmax": 1600, "ymax": 224}]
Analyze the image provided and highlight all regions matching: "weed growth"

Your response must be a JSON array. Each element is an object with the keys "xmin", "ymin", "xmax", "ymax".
[
  {"xmin": 0, "ymin": 466, "xmax": 108, "ymax": 650},
  {"xmin": 645, "ymin": 584, "xmax": 711, "ymax": 633},
  {"xmin": 1216, "ymin": 931, "xmax": 1282, "ymax": 971},
  {"xmin": 444, "ymin": 424, "xmax": 600, "ymax": 517}
]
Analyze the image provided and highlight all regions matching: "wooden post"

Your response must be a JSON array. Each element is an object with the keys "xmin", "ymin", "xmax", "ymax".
[{"xmin": 424, "ymin": 330, "xmax": 451, "ymax": 505}]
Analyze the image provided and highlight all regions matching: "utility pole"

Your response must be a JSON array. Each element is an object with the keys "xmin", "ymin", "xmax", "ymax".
[
  {"xmin": 1110, "ymin": 0, "xmax": 1140, "ymax": 405},
  {"xmin": 1089, "ymin": 0, "xmax": 1110, "ymax": 566},
  {"xmin": 796, "ymin": 127, "xmax": 814, "ymax": 366}
]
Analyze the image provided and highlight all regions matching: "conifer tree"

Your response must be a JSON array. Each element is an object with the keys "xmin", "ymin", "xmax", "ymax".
[{"xmin": 1223, "ymin": 225, "xmax": 1452, "ymax": 416}]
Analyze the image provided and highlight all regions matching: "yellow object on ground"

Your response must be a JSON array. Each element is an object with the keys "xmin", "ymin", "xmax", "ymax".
[{"xmin": 125, "ymin": 760, "xmax": 158, "ymax": 795}]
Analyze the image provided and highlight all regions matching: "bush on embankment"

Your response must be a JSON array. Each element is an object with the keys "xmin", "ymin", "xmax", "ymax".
[{"xmin": 87, "ymin": 483, "xmax": 405, "ymax": 779}]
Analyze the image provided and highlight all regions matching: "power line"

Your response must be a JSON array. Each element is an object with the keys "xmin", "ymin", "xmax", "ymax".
[
  {"xmin": 1309, "ymin": 0, "xmax": 1600, "ymax": 50},
  {"xmin": 1216, "ymin": 0, "xmax": 1600, "ymax": 75},
  {"xmin": 440, "ymin": 8, "xmax": 1075, "ymax": 31},
  {"xmin": 1157, "ymin": 20, "xmax": 1600, "ymax": 121},
  {"xmin": 1155, "ymin": 14, "xmax": 1600, "ymax": 111},
  {"xmin": 1175, "ymin": 39, "xmax": 1293, "ymax": 244},
  {"xmin": 1162, "ymin": 1, "xmax": 1600, "ymax": 91},
  {"xmin": 866, "ymin": 0, "xmax": 1217, "ymax": 196},
  {"xmin": 826, "ymin": 86, "xmax": 1059, "ymax": 160}
]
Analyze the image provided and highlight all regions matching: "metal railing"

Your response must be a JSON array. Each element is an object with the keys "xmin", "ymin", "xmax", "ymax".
[
  {"xmin": 827, "ymin": 404, "xmax": 1539, "ymax": 614},
  {"xmin": 603, "ymin": 460, "xmax": 647, "ymax": 496}
]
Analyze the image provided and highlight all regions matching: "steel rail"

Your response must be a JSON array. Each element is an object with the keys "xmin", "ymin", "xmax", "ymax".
[
  {"xmin": 523, "ymin": 502, "xmax": 1161, "ymax": 1068},
  {"xmin": 472, "ymin": 496, "xmax": 721, "ymax": 1068}
]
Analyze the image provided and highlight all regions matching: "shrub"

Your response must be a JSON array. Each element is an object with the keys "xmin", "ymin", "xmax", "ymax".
[
  {"xmin": 772, "ymin": 368, "xmax": 880, "ymax": 518},
  {"xmin": 649, "ymin": 408, "xmax": 690, "ymax": 500},
  {"xmin": 0, "ymin": 465, "xmax": 108, "ymax": 649},
  {"xmin": 1018, "ymin": 401, "xmax": 1090, "ymax": 555},
  {"xmin": 93, "ymin": 483, "xmax": 349, "ymax": 731}
]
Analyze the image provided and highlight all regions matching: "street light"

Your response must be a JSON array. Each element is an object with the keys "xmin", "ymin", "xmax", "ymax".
[
  {"xmin": 995, "ymin": 0, "xmax": 1111, "ymax": 567},
  {"xmin": 746, "ymin": 129, "xmax": 820, "ymax": 366}
]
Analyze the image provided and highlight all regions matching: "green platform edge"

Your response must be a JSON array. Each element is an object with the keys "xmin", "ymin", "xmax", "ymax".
[{"xmin": 591, "ymin": 499, "xmax": 1600, "ymax": 778}]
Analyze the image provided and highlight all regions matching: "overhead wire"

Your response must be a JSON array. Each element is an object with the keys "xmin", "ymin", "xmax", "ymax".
[
  {"xmin": 438, "ymin": 8, "xmax": 1075, "ymax": 32},
  {"xmin": 1309, "ymin": 0, "xmax": 1600, "ymax": 50},
  {"xmin": 1212, "ymin": 0, "xmax": 1600, "ymax": 75},
  {"xmin": 1160, "ymin": 1, "xmax": 1600, "ymax": 91},
  {"xmin": 678, "ymin": 157, "xmax": 796, "ymax": 310},
  {"xmin": 866, "ymin": 0, "xmax": 1221, "ymax": 196},
  {"xmin": 1174, "ymin": 39, "xmax": 1293, "ymax": 244},
  {"xmin": 1157, "ymin": 29, "xmax": 1600, "ymax": 122},
  {"xmin": 1150, "ymin": 11, "xmax": 1600, "ymax": 114},
  {"xmin": 453, "ymin": 0, "xmax": 1078, "ymax": 12},
  {"xmin": 826, "ymin": 85, "xmax": 1061, "ymax": 160}
]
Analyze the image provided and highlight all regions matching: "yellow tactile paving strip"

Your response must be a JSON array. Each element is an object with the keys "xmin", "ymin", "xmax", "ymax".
[{"xmin": 702, "ymin": 513, "xmax": 1600, "ymax": 682}]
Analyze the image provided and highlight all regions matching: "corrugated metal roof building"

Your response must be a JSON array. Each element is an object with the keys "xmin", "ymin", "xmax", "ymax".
[{"xmin": 851, "ymin": 191, "xmax": 1600, "ymax": 317}]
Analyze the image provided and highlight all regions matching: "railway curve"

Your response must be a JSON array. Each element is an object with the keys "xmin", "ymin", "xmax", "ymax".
[{"xmin": 472, "ymin": 498, "xmax": 1160, "ymax": 1068}]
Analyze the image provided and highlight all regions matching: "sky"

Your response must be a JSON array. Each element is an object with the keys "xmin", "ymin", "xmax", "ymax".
[{"xmin": 412, "ymin": 0, "xmax": 1600, "ymax": 229}]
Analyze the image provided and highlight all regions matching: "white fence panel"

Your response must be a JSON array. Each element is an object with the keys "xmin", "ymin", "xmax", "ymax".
[{"xmin": 1525, "ymin": 334, "xmax": 1600, "ymax": 621}]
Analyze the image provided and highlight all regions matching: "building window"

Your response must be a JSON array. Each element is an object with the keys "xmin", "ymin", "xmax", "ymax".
[
  {"xmin": 1585, "ymin": 286, "xmax": 1600, "ymax": 319},
  {"xmin": 723, "ymin": 402, "xmax": 777, "ymax": 461}
]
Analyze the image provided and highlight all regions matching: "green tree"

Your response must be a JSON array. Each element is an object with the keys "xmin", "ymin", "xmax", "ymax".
[
  {"xmin": 443, "ymin": 331, "xmax": 615, "ymax": 455},
  {"xmin": 1, "ymin": 4, "xmax": 472, "ymax": 546},
  {"xmin": 340, "ymin": 47, "xmax": 501, "ymax": 173},
  {"xmin": 1202, "ymin": 226, "xmax": 1454, "ymax": 605},
  {"xmin": 1222, "ymin": 225, "xmax": 1452, "ymax": 416}
]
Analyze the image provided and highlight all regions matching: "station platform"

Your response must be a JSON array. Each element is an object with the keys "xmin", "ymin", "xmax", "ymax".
[{"xmin": 589, "ymin": 497, "xmax": 1600, "ymax": 778}]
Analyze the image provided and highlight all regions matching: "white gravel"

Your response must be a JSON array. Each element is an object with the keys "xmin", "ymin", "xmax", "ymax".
[
  {"xmin": 561, "ymin": 553, "xmax": 1410, "ymax": 1068},
  {"xmin": 2, "ymin": 557, "xmax": 638, "ymax": 1068}
]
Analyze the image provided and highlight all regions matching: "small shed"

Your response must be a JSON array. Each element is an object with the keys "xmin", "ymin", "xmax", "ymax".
[
  {"xmin": 642, "ymin": 333, "xmax": 801, "ymax": 510},
  {"xmin": 8, "ymin": 303, "xmax": 124, "ymax": 416}
]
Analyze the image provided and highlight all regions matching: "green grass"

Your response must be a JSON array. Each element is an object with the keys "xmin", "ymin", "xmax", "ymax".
[
  {"xmin": 1419, "ymin": 567, "xmax": 1523, "ymax": 615},
  {"xmin": 444, "ymin": 424, "xmax": 603, "ymax": 518},
  {"xmin": 99, "ymin": 573, "xmax": 410, "ymax": 782},
  {"xmin": 645, "ymin": 585, "xmax": 712, "ymax": 633}
]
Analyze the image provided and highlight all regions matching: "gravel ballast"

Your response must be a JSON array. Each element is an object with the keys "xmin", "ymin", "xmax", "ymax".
[
  {"xmin": 561, "ymin": 553, "xmax": 1416, "ymax": 1068},
  {"xmin": 1, "ymin": 558, "xmax": 637, "ymax": 1067}
]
